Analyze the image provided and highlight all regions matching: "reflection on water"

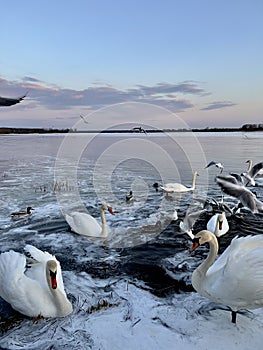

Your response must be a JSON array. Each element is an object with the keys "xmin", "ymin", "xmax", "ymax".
[{"xmin": 0, "ymin": 132, "xmax": 262, "ymax": 348}]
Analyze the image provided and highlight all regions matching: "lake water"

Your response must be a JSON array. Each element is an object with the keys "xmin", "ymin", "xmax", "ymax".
[{"xmin": 0, "ymin": 132, "xmax": 263, "ymax": 349}]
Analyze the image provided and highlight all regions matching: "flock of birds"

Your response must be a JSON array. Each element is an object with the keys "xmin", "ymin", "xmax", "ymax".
[{"xmin": 1, "ymin": 159, "xmax": 263, "ymax": 324}]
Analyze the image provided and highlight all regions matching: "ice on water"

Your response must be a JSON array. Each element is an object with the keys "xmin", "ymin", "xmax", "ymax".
[{"xmin": 1, "ymin": 134, "xmax": 263, "ymax": 349}]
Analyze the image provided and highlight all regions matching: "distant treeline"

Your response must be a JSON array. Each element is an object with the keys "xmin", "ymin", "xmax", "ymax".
[
  {"xmin": 0, "ymin": 123, "xmax": 262, "ymax": 134},
  {"xmin": 0, "ymin": 127, "xmax": 70, "ymax": 134}
]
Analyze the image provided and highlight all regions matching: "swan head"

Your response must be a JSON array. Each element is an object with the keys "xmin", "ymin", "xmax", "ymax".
[
  {"xmin": 101, "ymin": 203, "xmax": 115, "ymax": 215},
  {"xmin": 190, "ymin": 230, "xmax": 214, "ymax": 251},
  {"xmin": 47, "ymin": 260, "xmax": 58, "ymax": 289},
  {"xmin": 194, "ymin": 171, "xmax": 199, "ymax": 176},
  {"xmin": 217, "ymin": 213, "xmax": 225, "ymax": 230}
]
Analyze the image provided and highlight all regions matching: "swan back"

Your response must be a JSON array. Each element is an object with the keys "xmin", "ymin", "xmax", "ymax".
[
  {"xmin": 65, "ymin": 204, "xmax": 114, "ymax": 237},
  {"xmin": 161, "ymin": 183, "xmax": 188, "ymax": 192},
  {"xmin": 65, "ymin": 212, "xmax": 102, "ymax": 237},
  {"xmin": 161, "ymin": 171, "xmax": 198, "ymax": 193}
]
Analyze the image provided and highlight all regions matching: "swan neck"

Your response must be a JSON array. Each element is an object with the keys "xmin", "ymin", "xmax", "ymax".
[
  {"xmin": 248, "ymin": 159, "xmax": 252, "ymax": 172},
  {"xmin": 197, "ymin": 235, "xmax": 218, "ymax": 276},
  {"xmin": 45, "ymin": 263, "xmax": 72, "ymax": 316},
  {"xmin": 100, "ymin": 207, "xmax": 106, "ymax": 225},
  {"xmin": 192, "ymin": 173, "xmax": 197, "ymax": 189}
]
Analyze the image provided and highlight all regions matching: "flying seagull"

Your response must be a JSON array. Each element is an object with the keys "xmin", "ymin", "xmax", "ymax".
[
  {"xmin": 80, "ymin": 114, "xmax": 90, "ymax": 124},
  {"xmin": 0, "ymin": 93, "xmax": 27, "ymax": 107},
  {"xmin": 216, "ymin": 175, "xmax": 263, "ymax": 213},
  {"xmin": 179, "ymin": 208, "xmax": 207, "ymax": 240},
  {"xmin": 205, "ymin": 160, "xmax": 224, "ymax": 173}
]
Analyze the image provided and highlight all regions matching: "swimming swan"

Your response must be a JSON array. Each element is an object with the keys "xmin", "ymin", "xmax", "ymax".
[
  {"xmin": 0, "ymin": 245, "xmax": 72, "ymax": 318},
  {"xmin": 161, "ymin": 171, "xmax": 199, "ymax": 193},
  {"xmin": 65, "ymin": 203, "xmax": 115, "ymax": 237},
  {"xmin": 191, "ymin": 230, "xmax": 263, "ymax": 323},
  {"xmin": 206, "ymin": 212, "xmax": 229, "ymax": 237}
]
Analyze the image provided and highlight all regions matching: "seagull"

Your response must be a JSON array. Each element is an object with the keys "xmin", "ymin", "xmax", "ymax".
[
  {"xmin": 80, "ymin": 114, "xmax": 89, "ymax": 124},
  {"xmin": 194, "ymin": 196, "xmax": 233, "ymax": 215},
  {"xmin": 242, "ymin": 160, "xmax": 263, "ymax": 186},
  {"xmin": 229, "ymin": 172, "xmax": 244, "ymax": 185},
  {"xmin": 179, "ymin": 208, "xmax": 207, "ymax": 240},
  {"xmin": 205, "ymin": 161, "xmax": 224, "ymax": 173},
  {"xmin": 0, "ymin": 92, "xmax": 27, "ymax": 107},
  {"xmin": 216, "ymin": 175, "xmax": 263, "ymax": 213}
]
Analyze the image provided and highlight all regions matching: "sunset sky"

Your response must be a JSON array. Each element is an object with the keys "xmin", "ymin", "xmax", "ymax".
[{"xmin": 0, "ymin": 0, "xmax": 262, "ymax": 130}]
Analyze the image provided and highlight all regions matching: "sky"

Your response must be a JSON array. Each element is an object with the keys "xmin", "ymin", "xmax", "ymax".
[{"xmin": 0, "ymin": 0, "xmax": 262, "ymax": 130}]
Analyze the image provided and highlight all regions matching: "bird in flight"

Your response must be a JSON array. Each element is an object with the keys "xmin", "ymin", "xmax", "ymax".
[
  {"xmin": 80, "ymin": 114, "xmax": 90, "ymax": 124},
  {"xmin": 205, "ymin": 160, "xmax": 224, "ymax": 173},
  {"xmin": 0, "ymin": 92, "xmax": 27, "ymax": 107}
]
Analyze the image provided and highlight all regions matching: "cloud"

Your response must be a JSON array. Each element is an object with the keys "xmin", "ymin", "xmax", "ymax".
[
  {"xmin": 0, "ymin": 76, "xmax": 208, "ymax": 112},
  {"xmin": 22, "ymin": 76, "xmax": 43, "ymax": 83},
  {"xmin": 135, "ymin": 81, "xmax": 207, "ymax": 96},
  {"xmin": 201, "ymin": 101, "xmax": 237, "ymax": 111}
]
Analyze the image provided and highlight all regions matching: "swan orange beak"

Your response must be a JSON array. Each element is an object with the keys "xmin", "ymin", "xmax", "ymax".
[
  {"xmin": 190, "ymin": 240, "xmax": 200, "ymax": 252},
  {"xmin": 50, "ymin": 270, "xmax": 57, "ymax": 289},
  {"xmin": 108, "ymin": 207, "xmax": 115, "ymax": 215},
  {"xmin": 218, "ymin": 220, "xmax": 223, "ymax": 230}
]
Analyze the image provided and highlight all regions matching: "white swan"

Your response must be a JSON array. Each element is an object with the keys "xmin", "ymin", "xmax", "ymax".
[
  {"xmin": 0, "ymin": 245, "xmax": 72, "ymax": 318},
  {"xmin": 206, "ymin": 212, "xmax": 229, "ymax": 237},
  {"xmin": 242, "ymin": 160, "xmax": 263, "ymax": 186},
  {"xmin": 161, "ymin": 171, "xmax": 199, "ymax": 193},
  {"xmin": 65, "ymin": 203, "xmax": 115, "ymax": 237},
  {"xmin": 191, "ymin": 230, "xmax": 263, "ymax": 323}
]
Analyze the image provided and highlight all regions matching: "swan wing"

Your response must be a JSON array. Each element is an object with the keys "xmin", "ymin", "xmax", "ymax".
[
  {"xmin": 249, "ymin": 161, "xmax": 263, "ymax": 178},
  {"xmin": 65, "ymin": 212, "xmax": 102, "ymax": 236},
  {"xmin": 206, "ymin": 214, "xmax": 218, "ymax": 232},
  {"xmin": 24, "ymin": 244, "xmax": 55, "ymax": 262},
  {"xmin": 207, "ymin": 235, "xmax": 263, "ymax": 307}
]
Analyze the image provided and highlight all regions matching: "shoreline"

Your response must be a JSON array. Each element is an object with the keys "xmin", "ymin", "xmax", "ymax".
[{"xmin": 0, "ymin": 126, "xmax": 262, "ymax": 135}]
